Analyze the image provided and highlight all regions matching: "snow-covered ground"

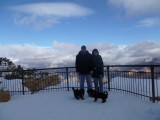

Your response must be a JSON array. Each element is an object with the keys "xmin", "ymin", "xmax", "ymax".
[{"xmin": 0, "ymin": 91, "xmax": 160, "ymax": 120}]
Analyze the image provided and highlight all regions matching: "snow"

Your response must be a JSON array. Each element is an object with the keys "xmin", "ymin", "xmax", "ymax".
[
  {"xmin": 0, "ymin": 91, "xmax": 160, "ymax": 120},
  {"xmin": 0, "ymin": 76, "xmax": 160, "ymax": 120}
]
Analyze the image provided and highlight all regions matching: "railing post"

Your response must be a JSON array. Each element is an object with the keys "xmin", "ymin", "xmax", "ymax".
[
  {"xmin": 107, "ymin": 65, "xmax": 111, "ymax": 91},
  {"xmin": 150, "ymin": 65, "xmax": 155, "ymax": 103},
  {"xmin": 66, "ymin": 67, "xmax": 69, "ymax": 91},
  {"xmin": 21, "ymin": 70, "xmax": 25, "ymax": 95}
]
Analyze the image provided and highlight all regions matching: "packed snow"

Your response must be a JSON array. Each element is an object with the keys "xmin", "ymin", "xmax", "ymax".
[
  {"xmin": 0, "ymin": 91, "xmax": 160, "ymax": 120},
  {"xmin": 0, "ymin": 76, "xmax": 160, "ymax": 120}
]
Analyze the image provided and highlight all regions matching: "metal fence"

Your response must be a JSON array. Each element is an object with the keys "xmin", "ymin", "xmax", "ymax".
[
  {"xmin": 104, "ymin": 65, "xmax": 160, "ymax": 103},
  {"xmin": 0, "ymin": 65, "xmax": 159, "ymax": 103}
]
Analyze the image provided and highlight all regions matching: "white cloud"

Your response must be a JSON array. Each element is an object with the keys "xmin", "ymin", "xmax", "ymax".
[
  {"xmin": 108, "ymin": 0, "xmax": 160, "ymax": 17},
  {"xmin": 14, "ymin": 14, "xmax": 59, "ymax": 30},
  {"xmin": 137, "ymin": 17, "xmax": 160, "ymax": 28},
  {"xmin": 0, "ymin": 41, "xmax": 160, "ymax": 68},
  {"xmin": 10, "ymin": 2, "xmax": 93, "ymax": 29},
  {"xmin": 11, "ymin": 2, "xmax": 93, "ymax": 17}
]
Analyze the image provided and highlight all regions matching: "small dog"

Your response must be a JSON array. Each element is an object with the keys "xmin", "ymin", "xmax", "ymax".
[
  {"xmin": 87, "ymin": 89, "xmax": 108, "ymax": 103},
  {"xmin": 94, "ymin": 91, "xmax": 108, "ymax": 103},
  {"xmin": 72, "ymin": 87, "xmax": 84, "ymax": 100},
  {"xmin": 87, "ymin": 89, "xmax": 96, "ymax": 97}
]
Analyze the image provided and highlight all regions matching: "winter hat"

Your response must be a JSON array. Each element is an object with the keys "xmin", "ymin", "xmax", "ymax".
[
  {"xmin": 92, "ymin": 49, "xmax": 99, "ymax": 55},
  {"xmin": 81, "ymin": 45, "xmax": 86, "ymax": 50}
]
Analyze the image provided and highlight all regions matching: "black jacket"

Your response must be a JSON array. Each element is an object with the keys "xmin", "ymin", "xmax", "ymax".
[
  {"xmin": 75, "ymin": 51, "xmax": 93, "ymax": 74},
  {"xmin": 92, "ymin": 55, "xmax": 104, "ymax": 78}
]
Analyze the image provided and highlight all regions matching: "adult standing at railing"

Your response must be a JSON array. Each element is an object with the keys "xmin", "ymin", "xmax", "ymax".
[
  {"xmin": 92, "ymin": 49, "xmax": 104, "ymax": 93},
  {"xmin": 75, "ymin": 45, "xmax": 94, "ymax": 97}
]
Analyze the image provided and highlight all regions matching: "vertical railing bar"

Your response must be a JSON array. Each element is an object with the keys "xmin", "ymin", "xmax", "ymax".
[
  {"xmin": 155, "ymin": 72, "xmax": 158, "ymax": 103},
  {"xmin": 131, "ymin": 72, "xmax": 134, "ymax": 96},
  {"xmin": 22, "ymin": 70, "xmax": 25, "ymax": 95},
  {"xmin": 115, "ymin": 71, "xmax": 117, "ymax": 92},
  {"xmin": 143, "ymin": 72, "xmax": 146, "ymax": 100},
  {"xmin": 118, "ymin": 72, "xmax": 120, "ymax": 93},
  {"xmin": 145, "ymin": 73, "xmax": 150, "ymax": 99},
  {"xmin": 122, "ymin": 71, "xmax": 126, "ymax": 94},
  {"xmin": 140, "ymin": 72, "xmax": 143, "ymax": 99},
  {"xmin": 129, "ymin": 72, "xmax": 131, "ymax": 95},
  {"xmin": 66, "ymin": 67, "xmax": 69, "ymax": 91},
  {"xmin": 110, "ymin": 70, "xmax": 113, "ymax": 90},
  {"xmin": 125, "ymin": 71, "xmax": 127, "ymax": 94},
  {"xmin": 149, "ymin": 70, "xmax": 151, "ymax": 101},
  {"xmin": 129, "ymin": 71, "xmax": 131, "ymax": 94},
  {"xmin": 134, "ymin": 71, "xmax": 137, "ymax": 97},
  {"xmin": 107, "ymin": 66, "xmax": 110, "ymax": 91},
  {"xmin": 128, "ymin": 71, "xmax": 130, "ymax": 95},
  {"xmin": 125, "ymin": 71, "xmax": 127, "ymax": 93},
  {"xmin": 150, "ymin": 65, "xmax": 155, "ymax": 103},
  {"xmin": 120, "ymin": 72, "xmax": 122, "ymax": 93},
  {"xmin": 137, "ymin": 72, "xmax": 139, "ymax": 97}
]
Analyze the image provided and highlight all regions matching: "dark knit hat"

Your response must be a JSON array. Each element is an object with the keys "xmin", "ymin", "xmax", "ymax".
[
  {"xmin": 92, "ymin": 49, "xmax": 99, "ymax": 55},
  {"xmin": 81, "ymin": 45, "xmax": 86, "ymax": 50}
]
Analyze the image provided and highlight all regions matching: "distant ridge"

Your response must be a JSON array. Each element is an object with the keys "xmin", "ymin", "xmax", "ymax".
[{"xmin": 126, "ymin": 58, "xmax": 160, "ymax": 72}]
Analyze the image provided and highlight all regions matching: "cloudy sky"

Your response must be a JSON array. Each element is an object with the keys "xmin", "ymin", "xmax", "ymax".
[{"xmin": 0, "ymin": 0, "xmax": 160, "ymax": 68}]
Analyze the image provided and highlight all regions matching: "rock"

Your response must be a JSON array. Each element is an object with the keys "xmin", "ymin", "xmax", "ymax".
[{"xmin": 0, "ymin": 89, "xmax": 11, "ymax": 102}]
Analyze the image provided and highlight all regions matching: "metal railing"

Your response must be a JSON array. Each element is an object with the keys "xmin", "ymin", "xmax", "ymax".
[
  {"xmin": 104, "ymin": 65, "xmax": 160, "ymax": 103},
  {"xmin": 0, "ymin": 65, "xmax": 159, "ymax": 103}
]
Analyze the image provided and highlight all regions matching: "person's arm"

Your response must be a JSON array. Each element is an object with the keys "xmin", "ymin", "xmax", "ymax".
[
  {"xmin": 75, "ymin": 55, "xmax": 79, "ymax": 73},
  {"xmin": 90, "ymin": 55, "xmax": 94, "ymax": 73},
  {"xmin": 100, "ymin": 55, "xmax": 104, "ymax": 67},
  {"xmin": 99, "ymin": 55, "xmax": 104, "ymax": 74}
]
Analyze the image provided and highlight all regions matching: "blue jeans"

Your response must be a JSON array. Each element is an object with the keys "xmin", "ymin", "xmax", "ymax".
[
  {"xmin": 79, "ymin": 74, "xmax": 92, "ymax": 90},
  {"xmin": 94, "ymin": 77, "xmax": 103, "ymax": 92}
]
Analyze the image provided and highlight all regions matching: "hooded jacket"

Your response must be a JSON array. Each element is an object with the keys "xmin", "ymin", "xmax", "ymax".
[
  {"xmin": 75, "ymin": 50, "xmax": 93, "ymax": 74},
  {"xmin": 92, "ymin": 49, "xmax": 104, "ymax": 78}
]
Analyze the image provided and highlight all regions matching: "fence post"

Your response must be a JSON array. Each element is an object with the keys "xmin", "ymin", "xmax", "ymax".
[
  {"xmin": 66, "ymin": 67, "xmax": 69, "ymax": 91},
  {"xmin": 150, "ymin": 65, "xmax": 155, "ymax": 103},
  {"xmin": 21, "ymin": 70, "xmax": 25, "ymax": 95},
  {"xmin": 107, "ymin": 66, "xmax": 111, "ymax": 91}
]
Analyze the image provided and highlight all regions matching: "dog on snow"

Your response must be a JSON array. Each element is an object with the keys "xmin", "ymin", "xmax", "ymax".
[
  {"xmin": 87, "ymin": 89, "xmax": 108, "ymax": 103},
  {"xmin": 72, "ymin": 87, "xmax": 84, "ymax": 100}
]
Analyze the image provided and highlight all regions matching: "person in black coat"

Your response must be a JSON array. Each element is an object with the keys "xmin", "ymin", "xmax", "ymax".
[
  {"xmin": 75, "ymin": 45, "xmax": 93, "ymax": 94},
  {"xmin": 92, "ymin": 49, "xmax": 104, "ymax": 92}
]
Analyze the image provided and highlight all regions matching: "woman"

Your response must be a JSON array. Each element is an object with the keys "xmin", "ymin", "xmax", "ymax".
[{"xmin": 92, "ymin": 49, "xmax": 104, "ymax": 93}]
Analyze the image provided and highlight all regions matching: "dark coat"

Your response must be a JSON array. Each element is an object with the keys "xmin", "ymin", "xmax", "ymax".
[
  {"xmin": 75, "ymin": 50, "xmax": 93, "ymax": 74},
  {"xmin": 92, "ymin": 55, "xmax": 104, "ymax": 78}
]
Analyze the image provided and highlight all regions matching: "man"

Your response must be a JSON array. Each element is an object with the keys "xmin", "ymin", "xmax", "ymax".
[{"xmin": 75, "ymin": 45, "xmax": 93, "ymax": 96}]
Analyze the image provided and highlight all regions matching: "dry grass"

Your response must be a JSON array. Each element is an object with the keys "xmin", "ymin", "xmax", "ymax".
[{"xmin": 23, "ymin": 75, "xmax": 61, "ymax": 93}]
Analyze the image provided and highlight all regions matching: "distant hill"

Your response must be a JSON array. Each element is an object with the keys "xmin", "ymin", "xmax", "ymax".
[
  {"xmin": 135, "ymin": 58, "xmax": 160, "ymax": 72},
  {"xmin": 139, "ymin": 58, "xmax": 160, "ymax": 65},
  {"xmin": 113, "ymin": 58, "xmax": 160, "ymax": 73}
]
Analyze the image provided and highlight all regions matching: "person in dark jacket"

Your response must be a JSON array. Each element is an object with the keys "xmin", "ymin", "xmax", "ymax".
[
  {"xmin": 92, "ymin": 49, "xmax": 104, "ymax": 92},
  {"xmin": 75, "ymin": 45, "xmax": 93, "ymax": 95}
]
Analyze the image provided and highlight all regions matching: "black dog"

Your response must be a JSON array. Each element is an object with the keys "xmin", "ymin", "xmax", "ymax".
[
  {"xmin": 94, "ymin": 91, "xmax": 108, "ymax": 103},
  {"xmin": 72, "ymin": 87, "xmax": 84, "ymax": 100},
  {"xmin": 87, "ymin": 89, "xmax": 96, "ymax": 97},
  {"xmin": 87, "ymin": 89, "xmax": 108, "ymax": 103}
]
